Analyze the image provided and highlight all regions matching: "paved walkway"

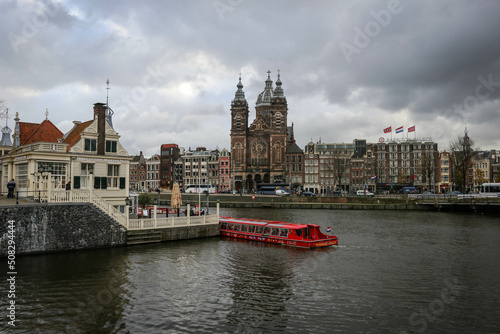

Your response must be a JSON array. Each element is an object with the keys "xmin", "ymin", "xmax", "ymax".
[{"xmin": 0, "ymin": 196, "xmax": 35, "ymax": 206}]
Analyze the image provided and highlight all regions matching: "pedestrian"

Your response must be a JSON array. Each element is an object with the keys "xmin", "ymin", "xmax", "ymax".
[
  {"xmin": 7, "ymin": 179, "xmax": 15, "ymax": 198},
  {"xmin": 65, "ymin": 181, "xmax": 71, "ymax": 190}
]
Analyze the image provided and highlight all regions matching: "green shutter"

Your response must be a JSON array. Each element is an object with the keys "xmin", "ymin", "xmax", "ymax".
[
  {"xmin": 120, "ymin": 177, "xmax": 126, "ymax": 189},
  {"xmin": 73, "ymin": 176, "xmax": 80, "ymax": 189},
  {"xmin": 101, "ymin": 177, "xmax": 107, "ymax": 189},
  {"xmin": 94, "ymin": 177, "xmax": 101, "ymax": 189}
]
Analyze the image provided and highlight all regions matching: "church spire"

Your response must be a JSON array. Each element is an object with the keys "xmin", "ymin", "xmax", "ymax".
[
  {"xmin": 0, "ymin": 107, "xmax": 12, "ymax": 147},
  {"xmin": 233, "ymin": 73, "xmax": 246, "ymax": 101},
  {"xmin": 274, "ymin": 69, "xmax": 284, "ymax": 97},
  {"xmin": 105, "ymin": 78, "xmax": 115, "ymax": 129}
]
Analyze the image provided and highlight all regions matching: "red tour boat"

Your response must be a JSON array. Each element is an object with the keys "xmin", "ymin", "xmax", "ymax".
[{"xmin": 219, "ymin": 216, "xmax": 338, "ymax": 249}]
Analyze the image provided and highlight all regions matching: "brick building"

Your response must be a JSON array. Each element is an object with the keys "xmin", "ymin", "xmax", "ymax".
[
  {"xmin": 230, "ymin": 71, "xmax": 291, "ymax": 192},
  {"xmin": 160, "ymin": 143, "xmax": 181, "ymax": 189},
  {"xmin": 218, "ymin": 148, "xmax": 231, "ymax": 192},
  {"xmin": 371, "ymin": 138, "xmax": 439, "ymax": 193}
]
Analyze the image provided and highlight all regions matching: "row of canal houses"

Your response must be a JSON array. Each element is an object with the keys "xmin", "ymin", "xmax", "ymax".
[{"xmin": 0, "ymin": 102, "xmax": 130, "ymax": 213}]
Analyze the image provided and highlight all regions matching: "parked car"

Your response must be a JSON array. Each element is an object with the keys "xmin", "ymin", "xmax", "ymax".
[
  {"xmin": 302, "ymin": 191, "xmax": 316, "ymax": 197},
  {"xmin": 275, "ymin": 189, "xmax": 290, "ymax": 196},
  {"xmin": 356, "ymin": 189, "xmax": 375, "ymax": 197}
]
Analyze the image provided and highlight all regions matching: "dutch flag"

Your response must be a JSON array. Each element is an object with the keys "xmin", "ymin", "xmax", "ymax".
[
  {"xmin": 326, "ymin": 227, "xmax": 331, "ymax": 233},
  {"xmin": 396, "ymin": 126, "xmax": 403, "ymax": 133}
]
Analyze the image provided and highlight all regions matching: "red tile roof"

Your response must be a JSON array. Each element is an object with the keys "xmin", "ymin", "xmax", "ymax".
[
  {"xmin": 19, "ymin": 120, "xmax": 64, "ymax": 146},
  {"xmin": 62, "ymin": 120, "xmax": 93, "ymax": 151}
]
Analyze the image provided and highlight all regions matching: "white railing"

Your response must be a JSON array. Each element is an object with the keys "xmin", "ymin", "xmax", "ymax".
[
  {"xmin": 48, "ymin": 189, "xmax": 128, "ymax": 228},
  {"xmin": 127, "ymin": 213, "xmax": 219, "ymax": 231},
  {"xmin": 15, "ymin": 142, "xmax": 68, "ymax": 153},
  {"xmin": 46, "ymin": 190, "xmax": 220, "ymax": 231}
]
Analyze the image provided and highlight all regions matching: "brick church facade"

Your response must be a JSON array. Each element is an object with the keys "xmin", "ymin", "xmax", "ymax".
[{"xmin": 230, "ymin": 71, "xmax": 293, "ymax": 192}]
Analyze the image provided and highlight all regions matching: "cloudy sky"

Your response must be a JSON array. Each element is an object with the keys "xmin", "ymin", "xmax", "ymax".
[{"xmin": 1, "ymin": 0, "xmax": 499, "ymax": 157}]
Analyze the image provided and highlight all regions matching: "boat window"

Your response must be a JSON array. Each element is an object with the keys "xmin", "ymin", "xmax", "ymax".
[
  {"xmin": 241, "ymin": 225, "xmax": 248, "ymax": 232},
  {"xmin": 221, "ymin": 222, "xmax": 227, "ymax": 229},
  {"xmin": 228, "ymin": 223, "xmax": 234, "ymax": 230},
  {"xmin": 256, "ymin": 226, "xmax": 263, "ymax": 234},
  {"xmin": 248, "ymin": 225, "xmax": 256, "ymax": 233},
  {"xmin": 262, "ymin": 227, "xmax": 270, "ymax": 235},
  {"xmin": 280, "ymin": 229, "xmax": 288, "ymax": 237},
  {"xmin": 271, "ymin": 228, "xmax": 280, "ymax": 236},
  {"xmin": 295, "ymin": 229, "xmax": 302, "ymax": 237},
  {"xmin": 234, "ymin": 224, "xmax": 241, "ymax": 231}
]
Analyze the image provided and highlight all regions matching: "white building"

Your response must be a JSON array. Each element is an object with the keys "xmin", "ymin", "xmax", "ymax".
[{"xmin": 0, "ymin": 103, "xmax": 130, "ymax": 212}]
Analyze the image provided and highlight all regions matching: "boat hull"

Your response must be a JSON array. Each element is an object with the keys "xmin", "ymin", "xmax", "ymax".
[{"xmin": 220, "ymin": 231, "xmax": 338, "ymax": 249}]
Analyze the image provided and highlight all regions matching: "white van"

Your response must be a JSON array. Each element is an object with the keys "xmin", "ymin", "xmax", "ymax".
[
  {"xmin": 356, "ymin": 189, "xmax": 374, "ymax": 197},
  {"xmin": 275, "ymin": 189, "xmax": 290, "ymax": 196}
]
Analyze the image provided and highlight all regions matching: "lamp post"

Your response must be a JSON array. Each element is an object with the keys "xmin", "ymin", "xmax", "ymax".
[{"xmin": 206, "ymin": 190, "xmax": 209, "ymax": 215}]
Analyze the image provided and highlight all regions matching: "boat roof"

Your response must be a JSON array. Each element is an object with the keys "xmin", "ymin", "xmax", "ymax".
[{"xmin": 219, "ymin": 216, "xmax": 317, "ymax": 229}]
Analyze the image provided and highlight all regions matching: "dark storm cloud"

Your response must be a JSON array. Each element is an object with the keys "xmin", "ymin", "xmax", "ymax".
[{"xmin": 1, "ymin": 0, "xmax": 499, "ymax": 155}]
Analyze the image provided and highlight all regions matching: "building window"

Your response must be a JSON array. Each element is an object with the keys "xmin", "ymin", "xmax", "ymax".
[
  {"xmin": 276, "ymin": 112, "xmax": 282, "ymax": 128},
  {"xmin": 80, "ymin": 163, "xmax": 94, "ymax": 189},
  {"xmin": 107, "ymin": 165, "xmax": 120, "ymax": 188},
  {"xmin": 37, "ymin": 162, "xmax": 67, "ymax": 189},
  {"xmin": 85, "ymin": 139, "xmax": 97, "ymax": 152},
  {"xmin": 106, "ymin": 141, "xmax": 117, "ymax": 153},
  {"xmin": 15, "ymin": 163, "xmax": 28, "ymax": 188},
  {"xmin": 236, "ymin": 115, "xmax": 241, "ymax": 129}
]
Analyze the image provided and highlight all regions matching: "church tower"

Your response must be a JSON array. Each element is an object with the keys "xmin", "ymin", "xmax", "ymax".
[
  {"xmin": 230, "ymin": 75, "xmax": 249, "ymax": 173},
  {"xmin": 230, "ymin": 71, "xmax": 291, "ymax": 193}
]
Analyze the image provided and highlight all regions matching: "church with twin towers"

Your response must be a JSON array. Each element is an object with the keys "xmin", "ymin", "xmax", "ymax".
[{"xmin": 230, "ymin": 70, "xmax": 301, "ymax": 192}]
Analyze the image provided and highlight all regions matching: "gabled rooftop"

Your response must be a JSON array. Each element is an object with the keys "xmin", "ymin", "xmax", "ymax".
[
  {"xmin": 62, "ymin": 120, "xmax": 93, "ymax": 152},
  {"xmin": 19, "ymin": 120, "xmax": 64, "ymax": 146}
]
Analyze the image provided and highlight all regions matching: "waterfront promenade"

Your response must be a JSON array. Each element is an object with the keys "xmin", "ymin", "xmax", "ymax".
[{"xmin": 141, "ymin": 191, "xmax": 500, "ymax": 214}]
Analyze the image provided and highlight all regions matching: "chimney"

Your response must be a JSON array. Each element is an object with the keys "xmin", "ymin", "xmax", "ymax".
[{"xmin": 93, "ymin": 102, "xmax": 106, "ymax": 155}]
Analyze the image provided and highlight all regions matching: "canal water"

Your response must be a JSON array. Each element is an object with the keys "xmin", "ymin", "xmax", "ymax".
[{"xmin": 1, "ymin": 209, "xmax": 500, "ymax": 334}]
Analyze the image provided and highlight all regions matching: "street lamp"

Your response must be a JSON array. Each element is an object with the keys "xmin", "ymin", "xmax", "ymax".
[{"xmin": 206, "ymin": 190, "xmax": 209, "ymax": 215}]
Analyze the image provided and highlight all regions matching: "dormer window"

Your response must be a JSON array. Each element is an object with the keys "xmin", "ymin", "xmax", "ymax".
[
  {"xmin": 106, "ymin": 140, "xmax": 117, "ymax": 153},
  {"xmin": 84, "ymin": 139, "xmax": 97, "ymax": 152}
]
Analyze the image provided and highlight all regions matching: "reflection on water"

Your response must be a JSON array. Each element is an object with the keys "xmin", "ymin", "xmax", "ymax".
[{"xmin": 1, "ymin": 209, "xmax": 499, "ymax": 333}]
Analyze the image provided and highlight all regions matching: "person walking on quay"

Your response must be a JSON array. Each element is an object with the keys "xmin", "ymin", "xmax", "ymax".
[{"xmin": 7, "ymin": 179, "xmax": 16, "ymax": 198}]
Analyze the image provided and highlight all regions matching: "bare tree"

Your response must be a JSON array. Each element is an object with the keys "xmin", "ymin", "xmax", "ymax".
[
  {"xmin": 474, "ymin": 169, "xmax": 488, "ymax": 187},
  {"xmin": 325, "ymin": 150, "xmax": 349, "ymax": 194},
  {"xmin": 449, "ymin": 130, "xmax": 475, "ymax": 193},
  {"xmin": 420, "ymin": 152, "xmax": 435, "ymax": 191}
]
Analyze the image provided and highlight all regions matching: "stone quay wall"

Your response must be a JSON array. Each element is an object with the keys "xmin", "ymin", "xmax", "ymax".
[{"xmin": 0, "ymin": 203, "xmax": 127, "ymax": 257}]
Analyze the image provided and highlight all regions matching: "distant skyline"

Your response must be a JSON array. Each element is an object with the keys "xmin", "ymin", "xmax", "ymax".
[{"xmin": 1, "ymin": 0, "xmax": 500, "ymax": 156}]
